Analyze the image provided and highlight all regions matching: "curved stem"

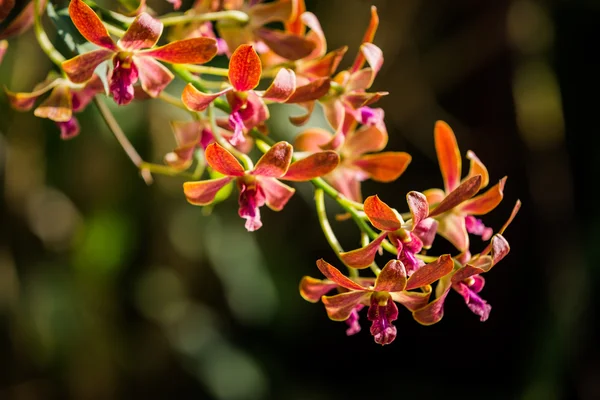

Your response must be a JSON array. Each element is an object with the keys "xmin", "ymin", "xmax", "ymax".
[
  {"xmin": 159, "ymin": 10, "xmax": 249, "ymax": 27},
  {"xmin": 315, "ymin": 189, "xmax": 357, "ymax": 278},
  {"xmin": 181, "ymin": 65, "xmax": 230, "ymax": 77},
  {"xmin": 33, "ymin": 0, "xmax": 65, "ymax": 67},
  {"xmin": 158, "ymin": 91, "xmax": 189, "ymax": 111}
]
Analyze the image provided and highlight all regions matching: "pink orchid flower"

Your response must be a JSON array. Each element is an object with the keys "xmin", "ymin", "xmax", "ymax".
[
  {"xmin": 183, "ymin": 141, "xmax": 339, "ymax": 231},
  {"xmin": 304, "ymin": 257, "xmax": 451, "ymax": 345},
  {"xmin": 62, "ymin": 0, "xmax": 218, "ymax": 105},
  {"xmin": 425, "ymin": 121, "xmax": 507, "ymax": 252},
  {"xmin": 5, "ymin": 73, "xmax": 104, "ymax": 139}
]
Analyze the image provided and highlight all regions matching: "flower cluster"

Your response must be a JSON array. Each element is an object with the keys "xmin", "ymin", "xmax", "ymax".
[{"xmin": 1, "ymin": 0, "xmax": 520, "ymax": 345}]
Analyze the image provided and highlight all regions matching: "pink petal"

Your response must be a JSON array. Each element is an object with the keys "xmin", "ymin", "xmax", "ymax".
[
  {"xmin": 253, "ymin": 27, "xmax": 316, "ymax": 61},
  {"xmin": 339, "ymin": 233, "xmax": 387, "ymax": 269},
  {"xmin": 321, "ymin": 99, "xmax": 345, "ymax": 132},
  {"xmin": 56, "ymin": 117, "xmax": 80, "ymax": 140},
  {"xmin": 451, "ymin": 265, "xmax": 485, "ymax": 285},
  {"xmin": 437, "ymin": 212, "xmax": 470, "ymax": 252},
  {"xmin": 5, "ymin": 77, "xmax": 59, "ymax": 111},
  {"xmin": 374, "ymin": 260, "xmax": 407, "ymax": 292},
  {"xmin": 205, "ymin": 143, "xmax": 245, "ymax": 176},
  {"xmin": 357, "ymin": 43, "xmax": 383, "ymax": 88},
  {"xmin": 118, "ymin": 13, "xmax": 162, "ymax": 50},
  {"xmin": 252, "ymin": 141, "xmax": 293, "ymax": 178},
  {"xmin": 134, "ymin": 56, "xmax": 174, "ymax": 97},
  {"xmin": 285, "ymin": 77, "xmax": 330, "ymax": 103},
  {"xmin": 316, "ymin": 259, "xmax": 367, "ymax": 291},
  {"xmin": 68, "ymin": 0, "xmax": 117, "ymax": 50},
  {"xmin": 294, "ymin": 128, "xmax": 332, "ymax": 152},
  {"xmin": 260, "ymin": 177, "xmax": 295, "ymax": 211},
  {"xmin": 458, "ymin": 177, "xmax": 506, "ymax": 215},
  {"xmin": 258, "ymin": 68, "xmax": 296, "ymax": 102},
  {"xmin": 434, "ymin": 120, "xmax": 462, "ymax": 193},
  {"xmin": 405, "ymin": 254, "xmax": 453, "ymax": 290},
  {"xmin": 350, "ymin": 5, "xmax": 379, "ymax": 72},
  {"xmin": 491, "ymin": 234, "xmax": 510, "ymax": 265},
  {"xmin": 181, "ymin": 84, "xmax": 230, "ymax": 112},
  {"xmin": 363, "ymin": 195, "xmax": 402, "ymax": 232},
  {"xmin": 228, "ymin": 44, "xmax": 262, "ymax": 92},
  {"xmin": 301, "ymin": 11, "xmax": 327, "ymax": 59},
  {"xmin": 183, "ymin": 177, "xmax": 234, "ymax": 205},
  {"xmin": 0, "ymin": 40, "xmax": 7, "ymax": 64},
  {"xmin": 325, "ymin": 168, "xmax": 363, "ymax": 203},
  {"xmin": 413, "ymin": 218, "xmax": 439, "ymax": 249},
  {"xmin": 428, "ymin": 175, "xmax": 482, "ymax": 218},
  {"xmin": 283, "ymin": 151, "xmax": 339, "ymax": 181},
  {"xmin": 141, "ymin": 37, "xmax": 218, "ymax": 64},
  {"xmin": 466, "ymin": 150, "xmax": 489, "ymax": 189},
  {"xmin": 33, "ymin": 85, "xmax": 72, "ymax": 122},
  {"xmin": 353, "ymin": 152, "xmax": 411, "ymax": 182},
  {"xmin": 299, "ymin": 276, "xmax": 338, "ymax": 303},
  {"xmin": 405, "ymin": 191, "xmax": 429, "ymax": 230},
  {"xmin": 62, "ymin": 49, "xmax": 114, "ymax": 83},
  {"xmin": 322, "ymin": 291, "xmax": 371, "ymax": 321},
  {"xmin": 71, "ymin": 76, "xmax": 104, "ymax": 112},
  {"xmin": 344, "ymin": 124, "xmax": 388, "ymax": 157}
]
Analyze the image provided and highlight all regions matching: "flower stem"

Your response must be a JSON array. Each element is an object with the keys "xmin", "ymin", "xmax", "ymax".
[
  {"xmin": 158, "ymin": 91, "xmax": 189, "ymax": 111},
  {"xmin": 159, "ymin": 10, "xmax": 249, "ymax": 27},
  {"xmin": 33, "ymin": 0, "xmax": 65, "ymax": 67},
  {"xmin": 362, "ymin": 232, "xmax": 381, "ymax": 276},
  {"xmin": 93, "ymin": 96, "xmax": 153, "ymax": 184},
  {"xmin": 315, "ymin": 189, "xmax": 357, "ymax": 278},
  {"xmin": 181, "ymin": 65, "xmax": 230, "ymax": 77}
]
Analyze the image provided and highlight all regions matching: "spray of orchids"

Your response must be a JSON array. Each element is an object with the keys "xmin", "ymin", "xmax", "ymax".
[{"xmin": 1, "ymin": 0, "xmax": 520, "ymax": 345}]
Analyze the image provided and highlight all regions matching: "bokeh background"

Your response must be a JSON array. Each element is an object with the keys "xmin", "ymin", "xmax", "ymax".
[{"xmin": 1, "ymin": 0, "xmax": 598, "ymax": 399}]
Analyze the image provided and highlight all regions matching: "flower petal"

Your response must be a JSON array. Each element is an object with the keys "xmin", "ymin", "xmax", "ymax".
[
  {"xmin": 466, "ymin": 150, "xmax": 489, "ymax": 189},
  {"xmin": 34, "ymin": 85, "xmax": 72, "ymax": 122},
  {"xmin": 374, "ymin": 260, "xmax": 407, "ymax": 292},
  {"xmin": 181, "ymin": 84, "xmax": 230, "ymax": 112},
  {"xmin": 357, "ymin": 43, "xmax": 383, "ymax": 87},
  {"xmin": 364, "ymin": 195, "xmax": 402, "ymax": 231},
  {"xmin": 68, "ymin": 0, "xmax": 116, "ymax": 50},
  {"xmin": 451, "ymin": 265, "xmax": 484, "ymax": 285},
  {"xmin": 294, "ymin": 128, "xmax": 331, "ymax": 152},
  {"xmin": 458, "ymin": 177, "xmax": 506, "ymax": 215},
  {"xmin": 499, "ymin": 200, "xmax": 522, "ymax": 235},
  {"xmin": 326, "ymin": 167, "xmax": 363, "ymax": 203},
  {"xmin": 353, "ymin": 152, "xmax": 411, "ymax": 182},
  {"xmin": 135, "ymin": 56, "xmax": 174, "ymax": 97},
  {"xmin": 252, "ymin": 141, "xmax": 293, "ymax": 178},
  {"xmin": 141, "ymin": 37, "xmax": 218, "ymax": 64},
  {"xmin": 253, "ymin": 27, "xmax": 316, "ymax": 61},
  {"xmin": 300, "ymin": 46, "xmax": 347, "ymax": 79},
  {"xmin": 405, "ymin": 254, "xmax": 453, "ymax": 290},
  {"xmin": 0, "ymin": 0, "xmax": 46, "ymax": 40},
  {"xmin": 257, "ymin": 67, "xmax": 296, "ymax": 102},
  {"xmin": 344, "ymin": 91, "xmax": 387, "ymax": 109},
  {"xmin": 316, "ymin": 259, "xmax": 367, "ymax": 291},
  {"xmin": 4, "ymin": 77, "xmax": 60, "ymax": 111},
  {"xmin": 405, "ymin": 191, "xmax": 429, "ymax": 230},
  {"xmin": 62, "ymin": 49, "xmax": 114, "ymax": 83},
  {"xmin": 205, "ymin": 143, "xmax": 245, "ymax": 176},
  {"xmin": 118, "ymin": 13, "xmax": 162, "ymax": 50},
  {"xmin": 423, "ymin": 188, "xmax": 445, "ymax": 207},
  {"xmin": 437, "ymin": 212, "xmax": 469, "ymax": 252},
  {"xmin": 300, "ymin": 11, "xmax": 327, "ymax": 58},
  {"xmin": 183, "ymin": 176, "xmax": 234, "ymax": 205},
  {"xmin": 285, "ymin": 77, "xmax": 330, "ymax": 103},
  {"xmin": 339, "ymin": 233, "xmax": 387, "ymax": 269},
  {"xmin": 344, "ymin": 124, "xmax": 388, "ymax": 157},
  {"xmin": 0, "ymin": 40, "xmax": 7, "ymax": 64},
  {"xmin": 428, "ymin": 175, "xmax": 482, "ymax": 218},
  {"xmin": 0, "ymin": 0, "xmax": 15, "ymax": 23},
  {"xmin": 260, "ymin": 177, "xmax": 295, "ymax": 211},
  {"xmin": 434, "ymin": 120, "xmax": 462, "ymax": 193},
  {"xmin": 249, "ymin": 0, "xmax": 293, "ymax": 26},
  {"xmin": 299, "ymin": 276, "xmax": 338, "ymax": 303},
  {"xmin": 228, "ymin": 44, "xmax": 262, "ymax": 92},
  {"xmin": 391, "ymin": 289, "xmax": 432, "ymax": 312},
  {"xmin": 283, "ymin": 151, "xmax": 339, "ymax": 181},
  {"xmin": 413, "ymin": 218, "xmax": 439, "ymax": 250},
  {"xmin": 491, "ymin": 234, "xmax": 510, "ymax": 265},
  {"xmin": 322, "ymin": 291, "xmax": 371, "ymax": 321},
  {"xmin": 412, "ymin": 280, "xmax": 451, "ymax": 326},
  {"xmin": 350, "ymin": 5, "xmax": 379, "ymax": 72}
]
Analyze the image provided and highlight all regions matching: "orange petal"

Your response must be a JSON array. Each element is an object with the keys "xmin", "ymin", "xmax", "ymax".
[
  {"xmin": 258, "ymin": 67, "xmax": 296, "ymax": 102},
  {"xmin": 406, "ymin": 191, "xmax": 429, "ymax": 230},
  {"xmin": 301, "ymin": 11, "xmax": 326, "ymax": 59},
  {"xmin": 260, "ymin": 177, "xmax": 295, "ymax": 211},
  {"xmin": 135, "ymin": 56, "xmax": 174, "ymax": 98},
  {"xmin": 344, "ymin": 124, "xmax": 388, "ymax": 157},
  {"xmin": 118, "ymin": 13, "xmax": 162, "ymax": 50},
  {"xmin": 466, "ymin": 150, "xmax": 489, "ymax": 189},
  {"xmin": 5, "ymin": 77, "xmax": 60, "ymax": 111},
  {"xmin": 322, "ymin": 291, "xmax": 370, "ymax": 321},
  {"xmin": 299, "ymin": 276, "xmax": 337, "ymax": 303},
  {"xmin": 181, "ymin": 84, "xmax": 230, "ymax": 112},
  {"xmin": 62, "ymin": 49, "xmax": 114, "ymax": 83},
  {"xmin": 316, "ymin": 259, "xmax": 367, "ymax": 291},
  {"xmin": 141, "ymin": 37, "xmax": 218, "ymax": 64},
  {"xmin": 294, "ymin": 128, "xmax": 331, "ymax": 152},
  {"xmin": 434, "ymin": 120, "xmax": 462, "ymax": 193},
  {"xmin": 252, "ymin": 141, "xmax": 293, "ymax": 178},
  {"xmin": 458, "ymin": 177, "xmax": 506, "ymax": 215},
  {"xmin": 285, "ymin": 77, "xmax": 330, "ymax": 103},
  {"xmin": 183, "ymin": 177, "xmax": 234, "ymax": 205},
  {"xmin": 374, "ymin": 259, "xmax": 407, "ymax": 292},
  {"xmin": 428, "ymin": 175, "xmax": 482, "ymax": 218},
  {"xmin": 283, "ymin": 151, "xmax": 339, "ymax": 181},
  {"xmin": 437, "ymin": 212, "xmax": 469, "ymax": 252},
  {"xmin": 69, "ymin": 0, "xmax": 117, "ymax": 50},
  {"xmin": 353, "ymin": 152, "xmax": 411, "ymax": 182},
  {"xmin": 253, "ymin": 27, "xmax": 316, "ymax": 61},
  {"xmin": 364, "ymin": 195, "xmax": 402, "ymax": 232},
  {"xmin": 205, "ymin": 143, "xmax": 245, "ymax": 176},
  {"xmin": 300, "ymin": 46, "xmax": 347, "ymax": 79},
  {"xmin": 33, "ymin": 85, "xmax": 72, "ymax": 122},
  {"xmin": 405, "ymin": 254, "xmax": 453, "ymax": 290},
  {"xmin": 339, "ymin": 233, "xmax": 387, "ymax": 269},
  {"xmin": 228, "ymin": 44, "xmax": 262, "ymax": 92},
  {"xmin": 350, "ymin": 5, "xmax": 379, "ymax": 72},
  {"xmin": 412, "ymin": 278, "xmax": 452, "ymax": 326}
]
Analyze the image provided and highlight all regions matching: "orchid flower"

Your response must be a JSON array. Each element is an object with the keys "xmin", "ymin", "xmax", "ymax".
[
  {"xmin": 425, "ymin": 121, "xmax": 507, "ymax": 252},
  {"xmin": 304, "ymin": 257, "xmax": 451, "ymax": 345},
  {"xmin": 183, "ymin": 141, "xmax": 339, "ymax": 231},
  {"xmin": 294, "ymin": 121, "xmax": 411, "ymax": 202},
  {"xmin": 164, "ymin": 120, "xmax": 215, "ymax": 170},
  {"xmin": 182, "ymin": 44, "xmax": 304, "ymax": 146},
  {"xmin": 5, "ymin": 73, "xmax": 104, "ymax": 139},
  {"xmin": 62, "ymin": 0, "xmax": 218, "ymax": 105}
]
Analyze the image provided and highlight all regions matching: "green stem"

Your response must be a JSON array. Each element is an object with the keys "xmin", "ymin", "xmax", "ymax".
[
  {"xmin": 159, "ymin": 10, "xmax": 250, "ymax": 27},
  {"xmin": 181, "ymin": 65, "xmax": 230, "ymax": 77},
  {"xmin": 315, "ymin": 189, "xmax": 357, "ymax": 278},
  {"xmin": 158, "ymin": 91, "xmax": 188, "ymax": 111},
  {"xmin": 207, "ymin": 103, "xmax": 254, "ymax": 171},
  {"xmin": 362, "ymin": 232, "xmax": 381, "ymax": 276},
  {"xmin": 84, "ymin": 0, "xmax": 134, "ymax": 27},
  {"xmin": 33, "ymin": 0, "xmax": 65, "ymax": 67}
]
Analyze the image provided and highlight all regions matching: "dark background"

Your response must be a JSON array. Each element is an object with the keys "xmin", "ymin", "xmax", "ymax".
[{"xmin": 0, "ymin": 0, "xmax": 598, "ymax": 399}]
